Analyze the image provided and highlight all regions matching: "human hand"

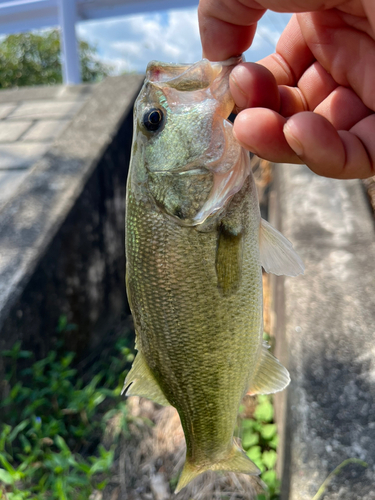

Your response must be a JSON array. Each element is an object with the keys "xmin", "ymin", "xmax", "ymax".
[{"xmin": 198, "ymin": 0, "xmax": 375, "ymax": 179}]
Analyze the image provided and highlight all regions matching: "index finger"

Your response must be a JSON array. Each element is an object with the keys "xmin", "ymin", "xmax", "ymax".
[
  {"xmin": 198, "ymin": 0, "xmax": 265, "ymax": 61},
  {"xmin": 198, "ymin": 0, "xmax": 350, "ymax": 61}
]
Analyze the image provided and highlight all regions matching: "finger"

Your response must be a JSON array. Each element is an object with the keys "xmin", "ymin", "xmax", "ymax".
[
  {"xmin": 198, "ymin": 0, "xmax": 264, "ymax": 61},
  {"xmin": 257, "ymin": 14, "xmax": 315, "ymax": 85},
  {"xmin": 363, "ymin": 0, "xmax": 375, "ymax": 33},
  {"xmin": 229, "ymin": 63, "xmax": 280, "ymax": 112},
  {"xmin": 349, "ymin": 114, "xmax": 375, "ymax": 173},
  {"xmin": 233, "ymin": 108, "xmax": 303, "ymax": 163},
  {"xmin": 279, "ymin": 84, "xmax": 372, "ymax": 129},
  {"xmin": 278, "ymin": 86, "xmax": 308, "ymax": 116},
  {"xmin": 297, "ymin": 10, "xmax": 375, "ymax": 111},
  {"xmin": 198, "ymin": 0, "xmax": 353, "ymax": 63},
  {"xmin": 284, "ymin": 112, "xmax": 374, "ymax": 179},
  {"xmin": 278, "ymin": 61, "xmax": 338, "ymax": 116},
  {"xmin": 198, "ymin": 0, "xmax": 320, "ymax": 63},
  {"xmin": 313, "ymin": 86, "xmax": 373, "ymax": 130}
]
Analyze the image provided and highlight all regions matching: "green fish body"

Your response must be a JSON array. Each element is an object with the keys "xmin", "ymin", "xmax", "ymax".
[{"xmin": 123, "ymin": 58, "xmax": 304, "ymax": 492}]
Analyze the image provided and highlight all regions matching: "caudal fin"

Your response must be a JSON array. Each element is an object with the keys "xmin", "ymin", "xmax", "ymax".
[{"xmin": 175, "ymin": 444, "xmax": 260, "ymax": 493}]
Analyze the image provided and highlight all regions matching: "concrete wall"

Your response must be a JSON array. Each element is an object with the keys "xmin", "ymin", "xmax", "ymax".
[
  {"xmin": 0, "ymin": 75, "xmax": 143, "ymax": 366},
  {"xmin": 271, "ymin": 165, "xmax": 375, "ymax": 500}
]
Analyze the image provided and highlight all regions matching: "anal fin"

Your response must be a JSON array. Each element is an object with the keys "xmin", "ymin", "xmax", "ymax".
[
  {"xmin": 122, "ymin": 351, "xmax": 170, "ymax": 406},
  {"xmin": 247, "ymin": 342, "xmax": 290, "ymax": 396}
]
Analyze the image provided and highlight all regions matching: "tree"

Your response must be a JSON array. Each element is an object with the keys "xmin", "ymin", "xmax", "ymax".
[{"xmin": 0, "ymin": 29, "xmax": 112, "ymax": 89}]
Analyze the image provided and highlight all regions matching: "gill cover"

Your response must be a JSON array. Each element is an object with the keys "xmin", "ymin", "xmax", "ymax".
[{"xmin": 133, "ymin": 57, "xmax": 251, "ymax": 225}]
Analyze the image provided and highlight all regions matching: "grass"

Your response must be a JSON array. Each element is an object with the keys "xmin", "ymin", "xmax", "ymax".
[
  {"xmin": 0, "ymin": 317, "xmax": 134, "ymax": 499},
  {"xmin": 239, "ymin": 395, "xmax": 280, "ymax": 500},
  {"xmin": 0, "ymin": 320, "xmax": 282, "ymax": 499}
]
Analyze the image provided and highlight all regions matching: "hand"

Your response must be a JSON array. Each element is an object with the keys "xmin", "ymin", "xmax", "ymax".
[{"xmin": 198, "ymin": 0, "xmax": 375, "ymax": 179}]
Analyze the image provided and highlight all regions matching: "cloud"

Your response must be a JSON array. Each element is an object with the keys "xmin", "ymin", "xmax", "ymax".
[
  {"xmin": 77, "ymin": 7, "xmax": 201, "ymax": 74},
  {"xmin": 77, "ymin": 7, "xmax": 292, "ymax": 74}
]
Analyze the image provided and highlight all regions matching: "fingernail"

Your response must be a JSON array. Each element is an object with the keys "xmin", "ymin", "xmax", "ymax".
[
  {"xmin": 284, "ymin": 121, "xmax": 304, "ymax": 156},
  {"xmin": 230, "ymin": 68, "xmax": 250, "ymax": 109}
]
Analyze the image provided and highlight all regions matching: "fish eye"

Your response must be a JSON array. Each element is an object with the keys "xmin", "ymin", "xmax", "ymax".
[{"xmin": 143, "ymin": 108, "xmax": 164, "ymax": 132}]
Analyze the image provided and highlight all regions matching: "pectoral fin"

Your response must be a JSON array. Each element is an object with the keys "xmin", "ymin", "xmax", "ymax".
[
  {"xmin": 247, "ymin": 342, "xmax": 290, "ymax": 396},
  {"xmin": 259, "ymin": 218, "xmax": 304, "ymax": 276},
  {"xmin": 122, "ymin": 350, "xmax": 170, "ymax": 406}
]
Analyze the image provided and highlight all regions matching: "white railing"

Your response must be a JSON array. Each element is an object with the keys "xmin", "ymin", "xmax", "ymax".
[{"xmin": 0, "ymin": 0, "xmax": 198, "ymax": 84}]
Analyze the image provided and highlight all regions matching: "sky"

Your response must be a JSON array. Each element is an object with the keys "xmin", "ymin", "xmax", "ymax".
[{"xmin": 76, "ymin": 5, "xmax": 292, "ymax": 75}]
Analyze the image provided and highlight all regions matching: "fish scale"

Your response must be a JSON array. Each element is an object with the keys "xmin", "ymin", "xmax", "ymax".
[
  {"xmin": 126, "ymin": 176, "xmax": 262, "ymax": 459},
  {"xmin": 123, "ymin": 57, "xmax": 304, "ymax": 492}
]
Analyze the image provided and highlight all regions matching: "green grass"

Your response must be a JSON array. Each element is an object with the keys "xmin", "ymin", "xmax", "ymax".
[
  {"xmin": 0, "ymin": 321, "xmax": 283, "ymax": 499},
  {"xmin": 239, "ymin": 394, "xmax": 280, "ymax": 500},
  {"xmin": 0, "ymin": 317, "xmax": 133, "ymax": 499}
]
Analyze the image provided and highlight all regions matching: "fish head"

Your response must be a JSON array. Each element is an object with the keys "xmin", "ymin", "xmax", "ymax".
[{"xmin": 129, "ymin": 57, "xmax": 251, "ymax": 225}]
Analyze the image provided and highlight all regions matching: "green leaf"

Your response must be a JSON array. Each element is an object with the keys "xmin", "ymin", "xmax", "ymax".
[
  {"xmin": 246, "ymin": 446, "xmax": 265, "ymax": 473},
  {"xmin": 9, "ymin": 420, "xmax": 30, "ymax": 442},
  {"xmin": 55, "ymin": 435, "xmax": 70, "ymax": 455},
  {"xmin": 242, "ymin": 431, "xmax": 259, "ymax": 449},
  {"xmin": 19, "ymin": 434, "xmax": 32, "ymax": 454},
  {"xmin": 254, "ymin": 397, "xmax": 274, "ymax": 423},
  {"xmin": 0, "ymin": 454, "xmax": 18, "ymax": 475},
  {"xmin": 92, "ymin": 393, "xmax": 105, "ymax": 407},
  {"xmin": 268, "ymin": 434, "xmax": 279, "ymax": 450},
  {"xmin": 76, "ymin": 463, "xmax": 91, "ymax": 474},
  {"xmin": 246, "ymin": 445, "xmax": 261, "ymax": 462},
  {"xmin": 261, "ymin": 469, "xmax": 279, "ymax": 490},
  {"xmin": 262, "ymin": 450, "xmax": 277, "ymax": 470},
  {"xmin": 18, "ymin": 350, "xmax": 33, "ymax": 359},
  {"xmin": 0, "ymin": 468, "xmax": 14, "ymax": 484},
  {"xmin": 0, "ymin": 425, "xmax": 11, "ymax": 450},
  {"xmin": 260, "ymin": 423, "xmax": 277, "ymax": 441},
  {"xmin": 241, "ymin": 418, "xmax": 256, "ymax": 430}
]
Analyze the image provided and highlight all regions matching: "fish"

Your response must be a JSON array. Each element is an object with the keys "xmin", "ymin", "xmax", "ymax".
[{"xmin": 123, "ymin": 57, "xmax": 304, "ymax": 493}]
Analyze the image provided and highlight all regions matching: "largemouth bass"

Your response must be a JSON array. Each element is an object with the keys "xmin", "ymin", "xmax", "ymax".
[{"xmin": 123, "ymin": 57, "xmax": 304, "ymax": 492}]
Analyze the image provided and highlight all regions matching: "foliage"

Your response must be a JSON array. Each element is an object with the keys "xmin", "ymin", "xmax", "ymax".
[
  {"xmin": 237, "ymin": 331, "xmax": 281, "ymax": 499},
  {"xmin": 0, "ymin": 29, "xmax": 112, "ymax": 89},
  {"xmin": 311, "ymin": 458, "xmax": 367, "ymax": 500},
  {"xmin": 1, "ymin": 321, "xmax": 283, "ymax": 499},
  {"xmin": 0, "ymin": 318, "xmax": 134, "ymax": 499},
  {"xmin": 240, "ymin": 395, "xmax": 280, "ymax": 500}
]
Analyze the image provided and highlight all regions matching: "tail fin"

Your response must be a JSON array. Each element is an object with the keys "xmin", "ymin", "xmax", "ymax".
[{"xmin": 175, "ymin": 443, "xmax": 260, "ymax": 493}]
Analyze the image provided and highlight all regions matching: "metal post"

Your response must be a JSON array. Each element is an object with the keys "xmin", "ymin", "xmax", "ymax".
[{"xmin": 58, "ymin": 0, "xmax": 81, "ymax": 85}]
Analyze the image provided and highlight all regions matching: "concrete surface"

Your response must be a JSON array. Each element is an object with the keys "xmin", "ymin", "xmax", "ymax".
[
  {"xmin": 0, "ymin": 83, "xmax": 94, "ymax": 210},
  {"xmin": 271, "ymin": 164, "xmax": 375, "ymax": 500},
  {"xmin": 0, "ymin": 74, "xmax": 143, "ymax": 371}
]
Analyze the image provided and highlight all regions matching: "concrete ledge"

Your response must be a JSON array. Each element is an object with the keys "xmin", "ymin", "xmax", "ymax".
[
  {"xmin": 271, "ymin": 165, "xmax": 375, "ymax": 500},
  {"xmin": 0, "ymin": 74, "xmax": 143, "ymax": 365},
  {"xmin": 0, "ymin": 83, "xmax": 94, "ymax": 104}
]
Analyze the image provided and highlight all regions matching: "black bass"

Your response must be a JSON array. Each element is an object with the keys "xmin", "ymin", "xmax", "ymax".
[{"xmin": 123, "ymin": 57, "xmax": 304, "ymax": 492}]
